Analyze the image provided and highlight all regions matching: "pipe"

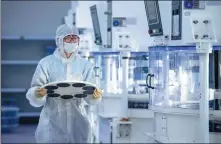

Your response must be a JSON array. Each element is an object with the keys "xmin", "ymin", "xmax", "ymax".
[
  {"xmin": 198, "ymin": 43, "xmax": 211, "ymax": 143},
  {"xmin": 121, "ymin": 51, "xmax": 130, "ymax": 117}
]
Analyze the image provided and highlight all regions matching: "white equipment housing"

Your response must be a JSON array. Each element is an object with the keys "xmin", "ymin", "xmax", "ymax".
[
  {"xmin": 144, "ymin": 1, "xmax": 221, "ymax": 46},
  {"xmin": 89, "ymin": 1, "xmax": 150, "ymax": 51},
  {"xmin": 145, "ymin": 0, "xmax": 221, "ymax": 143},
  {"xmin": 76, "ymin": 1, "xmax": 153, "ymax": 143},
  {"xmin": 75, "ymin": 1, "xmax": 221, "ymax": 143}
]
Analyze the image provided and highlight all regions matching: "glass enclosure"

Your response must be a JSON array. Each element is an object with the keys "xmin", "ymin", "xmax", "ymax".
[
  {"xmin": 128, "ymin": 52, "xmax": 149, "ymax": 95},
  {"xmin": 90, "ymin": 52, "xmax": 122, "ymax": 94},
  {"xmin": 148, "ymin": 46, "xmax": 201, "ymax": 109}
]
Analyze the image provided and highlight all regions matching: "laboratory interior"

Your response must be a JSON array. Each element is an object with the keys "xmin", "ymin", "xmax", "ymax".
[{"xmin": 1, "ymin": 0, "xmax": 221, "ymax": 143}]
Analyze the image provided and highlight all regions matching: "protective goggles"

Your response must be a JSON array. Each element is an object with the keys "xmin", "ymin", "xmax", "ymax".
[{"xmin": 63, "ymin": 35, "xmax": 80, "ymax": 43}]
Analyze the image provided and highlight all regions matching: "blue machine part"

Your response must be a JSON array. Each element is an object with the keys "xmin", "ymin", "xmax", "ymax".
[
  {"xmin": 184, "ymin": 0, "xmax": 193, "ymax": 9},
  {"xmin": 149, "ymin": 45, "xmax": 221, "ymax": 51},
  {"xmin": 113, "ymin": 20, "xmax": 120, "ymax": 27}
]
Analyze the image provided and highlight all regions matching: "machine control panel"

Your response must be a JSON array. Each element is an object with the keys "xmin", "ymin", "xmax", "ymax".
[
  {"xmin": 90, "ymin": 5, "xmax": 103, "ymax": 45},
  {"xmin": 113, "ymin": 17, "xmax": 127, "ymax": 27},
  {"xmin": 184, "ymin": 0, "xmax": 205, "ymax": 9},
  {"xmin": 144, "ymin": 0, "xmax": 163, "ymax": 37},
  {"xmin": 171, "ymin": 0, "xmax": 182, "ymax": 40}
]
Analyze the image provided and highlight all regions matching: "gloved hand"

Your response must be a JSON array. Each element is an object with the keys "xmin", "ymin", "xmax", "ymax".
[
  {"xmin": 93, "ymin": 89, "xmax": 102, "ymax": 100},
  {"xmin": 35, "ymin": 87, "xmax": 47, "ymax": 98}
]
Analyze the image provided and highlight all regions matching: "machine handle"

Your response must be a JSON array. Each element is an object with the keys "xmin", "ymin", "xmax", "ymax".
[
  {"xmin": 150, "ymin": 74, "xmax": 155, "ymax": 89},
  {"xmin": 93, "ymin": 67, "xmax": 100, "ymax": 77},
  {"xmin": 146, "ymin": 74, "xmax": 151, "ymax": 88}
]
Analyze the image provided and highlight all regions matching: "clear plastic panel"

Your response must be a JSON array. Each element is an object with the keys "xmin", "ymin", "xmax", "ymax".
[
  {"xmin": 177, "ymin": 52, "xmax": 200, "ymax": 109},
  {"xmin": 88, "ymin": 55, "xmax": 95, "ymax": 65},
  {"xmin": 149, "ymin": 50, "xmax": 165, "ymax": 107},
  {"xmin": 149, "ymin": 47, "xmax": 200, "ymax": 109},
  {"xmin": 90, "ymin": 52, "xmax": 122, "ymax": 94},
  {"xmin": 128, "ymin": 52, "xmax": 149, "ymax": 95}
]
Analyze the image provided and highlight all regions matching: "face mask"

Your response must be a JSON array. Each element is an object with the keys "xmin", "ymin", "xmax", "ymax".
[{"xmin": 63, "ymin": 42, "xmax": 79, "ymax": 53}]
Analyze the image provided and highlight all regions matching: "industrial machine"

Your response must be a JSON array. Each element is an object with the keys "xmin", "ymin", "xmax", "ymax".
[
  {"xmin": 89, "ymin": 1, "xmax": 150, "ymax": 51},
  {"xmin": 75, "ymin": 4, "xmax": 152, "ymax": 141},
  {"xmin": 144, "ymin": 0, "xmax": 221, "ymax": 143},
  {"xmin": 75, "ymin": 0, "xmax": 221, "ymax": 143},
  {"xmin": 144, "ymin": 0, "xmax": 221, "ymax": 46},
  {"xmin": 82, "ymin": 1, "xmax": 153, "ymax": 143},
  {"xmin": 209, "ymin": 48, "xmax": 221, "ymax": 136},
  {"xmin": 88, "ymin": 51, "xmax": 151, "ymax": 143}
]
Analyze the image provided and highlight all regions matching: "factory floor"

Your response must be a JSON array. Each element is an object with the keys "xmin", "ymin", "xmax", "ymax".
[
  {"xmin": 1, "ymin": 118, "xmax": 110, "ymax": 143},
  {"xmin": 1, "ymin": 125, "xmax": 37, "ymax": 143}
]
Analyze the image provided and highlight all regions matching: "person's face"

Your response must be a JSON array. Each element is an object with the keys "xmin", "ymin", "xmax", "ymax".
[{"xmin": 63, "ymin": 34, "xmax": 80, "ymax": 43}]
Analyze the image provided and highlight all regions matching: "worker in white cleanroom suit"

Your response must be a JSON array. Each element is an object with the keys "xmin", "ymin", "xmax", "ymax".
[{"xmin": 26, "ymin": 24, "xmax": 102, "ymax": 143}]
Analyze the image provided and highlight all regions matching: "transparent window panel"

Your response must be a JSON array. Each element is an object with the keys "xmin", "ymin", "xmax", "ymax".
[
  {"xmin": 91, "ymin": 52, "xmax": 122, "ymax": 94},
  {"xmin": 168, "ymin": 52, "xmax": 181, "ymax": 107},
  {"xmin": 128, "ymin": 52, "xmax": 149, "ymax": 95},
  {"xmin": 176, "ymin": 52, "xmax": 200, "ymax": 109},
  {"xmin": 149, "ymin": 49, "xmax": 166, "ymax": 107},
  {"xmin": 149, "ymin": 47, "xmax": 201, "ymax": 109}
]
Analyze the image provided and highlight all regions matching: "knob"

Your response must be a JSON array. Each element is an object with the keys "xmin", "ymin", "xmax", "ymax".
[
  {"xmin": 203, "ymin": 20, "xmax": 209, "ymax": 24},
  {"xmin": 203, "ymin": 35, "xmax": 209, "ymax": 39},
  {"xmin": 148, "ymin": 29, "xmax": 153, "ymax": 34},
  {"xmin": 194, "ymin": 35, "xmax": 198, "ymax": 39},
  {"xmin": 193, "ymin": 20, "xmax": 198, "ymax": 24}
]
